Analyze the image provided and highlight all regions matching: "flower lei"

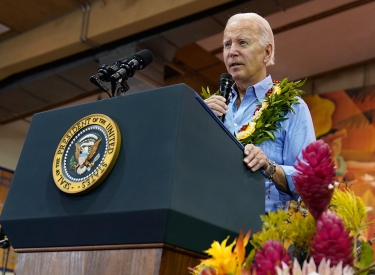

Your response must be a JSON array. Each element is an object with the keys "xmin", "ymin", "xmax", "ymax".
[{"xmin": 236, "ymin": 78, "xmax": 306, "ymax": 146}]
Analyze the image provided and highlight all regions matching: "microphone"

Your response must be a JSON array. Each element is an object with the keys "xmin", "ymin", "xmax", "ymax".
[
  {"xmin": 90, "ymin": 56, "xmax": 130, "ymax": 84},
  {"xmin": 110, "ymin": 49, "xmax": 154, "ymax": 81},
  {"xmin": 89, "ymin": 49, "xmax": 153, "ymax": 94},
  {"xmin": 219, "ymin": 73, "xmax": 233, "ymax": 122}
]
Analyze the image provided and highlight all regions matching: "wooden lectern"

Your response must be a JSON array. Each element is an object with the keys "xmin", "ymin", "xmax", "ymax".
[{"xmin": 0, "ymin": 84, "xmax": 264, "ymax": 275}]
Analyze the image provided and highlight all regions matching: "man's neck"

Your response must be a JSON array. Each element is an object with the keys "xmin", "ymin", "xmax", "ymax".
[
  {"xmin": 236, "ymin": 71, "xmax": 267, "ymax": 96},
  {"xmin": 237, "ymin": 76, "xmax": 267, "ymax": 96}
]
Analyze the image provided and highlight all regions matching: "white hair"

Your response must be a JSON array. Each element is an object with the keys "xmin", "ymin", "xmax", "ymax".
[{"xmin": 226, "ymin": 13, "xmax": 275, "ymax": 66}]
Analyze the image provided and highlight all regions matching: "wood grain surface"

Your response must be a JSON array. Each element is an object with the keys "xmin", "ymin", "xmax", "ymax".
[{"xmin": 15, "ymin": 244, "xmax": 203, "ymax": 275}]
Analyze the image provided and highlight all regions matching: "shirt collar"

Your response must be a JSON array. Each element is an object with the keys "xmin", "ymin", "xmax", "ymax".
[
  {"xmin": 230, "ymin": 75, "xmax": 273, "ymax": 100},
  {"xmin": 251, "ymin": 75, "xmax": 273, "ymax": 100}
]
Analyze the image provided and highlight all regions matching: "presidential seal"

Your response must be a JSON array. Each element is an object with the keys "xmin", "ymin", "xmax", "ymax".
[{"xmin": 52, "ymin": 114, "xmax": 121, "ymax": 194}]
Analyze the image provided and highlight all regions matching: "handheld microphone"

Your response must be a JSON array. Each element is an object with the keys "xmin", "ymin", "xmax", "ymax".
[
  {"xmin": 110, "ymin": 49, "xmax": 154, "ymax": 81},
  {"xmin": 219, "ymin": 73, "xmax": 233, "ymax": 122}
]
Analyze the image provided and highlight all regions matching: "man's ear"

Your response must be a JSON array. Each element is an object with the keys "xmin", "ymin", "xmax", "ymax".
[{"xmin": 264, "ymin": 44, "xmax": 273, "ymax": 64}]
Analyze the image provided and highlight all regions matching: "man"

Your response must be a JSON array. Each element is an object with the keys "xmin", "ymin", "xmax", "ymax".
[{"xmin": 205, "ymin": 13, "xmax": 315, "ymax": 212}]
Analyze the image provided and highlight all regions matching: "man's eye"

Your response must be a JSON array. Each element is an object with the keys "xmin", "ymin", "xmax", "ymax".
[
  {"xmin": 223, "ymin": 42, "xmax": 231, "ymax": 48},
  {"xmin": 240, "ymin": 40, "xmax": 247, "ymax": 45}
]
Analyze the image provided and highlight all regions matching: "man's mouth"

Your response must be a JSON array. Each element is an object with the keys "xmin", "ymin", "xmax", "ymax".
[{"xmin": 230, "ymin": 63, "xmax": 242, "ymax": 67}]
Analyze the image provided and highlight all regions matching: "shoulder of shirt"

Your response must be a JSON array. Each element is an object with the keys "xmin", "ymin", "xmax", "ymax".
[
  {"xmin": 295, "ymin": 97, "xmax": 310, "ymax": 108},
  {"xmin": 282, "ymin": 97, "xmax": 311, "ymax": 121}
]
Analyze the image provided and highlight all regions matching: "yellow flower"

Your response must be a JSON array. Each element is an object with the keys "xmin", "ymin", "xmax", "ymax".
[
  {"xmin": 261, "ymin": 101, "xmax": 269, "ymax": 109},
  {"xmin": 253, "ymin": 103, "xmax": 269, "ymax": 121},
  {"xmin": 193, "ymin": 232, "xmax": 251, "ymax": 275},
  {"xmin": 330, "ymin": 188, "xmax": 368, "ymax": 237},
  {"xmin": 253, "ymin": 110, "xmax": 263, "ymax": 121},
  {"xmin": 199, "ymin": 236, "xmax": 237, "ymax": 274},
  {"xmin": 236, "ymin": 122, "xmax": 256, "ymax": 140},
  {"xmin": 274, "ymin": 85, "xmax": 281, "ymax": 95}
]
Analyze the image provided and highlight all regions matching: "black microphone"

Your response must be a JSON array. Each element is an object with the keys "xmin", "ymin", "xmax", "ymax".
[
  {"xmin": 90, "ymin": 56, "xmax": 130, "ymax": 82},
  {"xmin": 110, "ymin": 49, "xmax": 154, "ymax": 81},
  {"xmin": 219, "ymin": 73, "xmax": 233, "ymax": 122},
  {"xmin": 89, "ymin": 49, "xmax": 153, "ymax": 93}
]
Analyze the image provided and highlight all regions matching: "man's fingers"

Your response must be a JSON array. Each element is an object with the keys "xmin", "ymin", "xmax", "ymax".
[
  {"xmin": 243, "ymin": 145, "xmax": 268, "ymax": 171},
  {"xmin": 206, "ymin": 102, "xmax": 226, "ymax": 115},
  {"xmin": 205, "ymin": 96, "xmax": 228, "ymax": 115}
]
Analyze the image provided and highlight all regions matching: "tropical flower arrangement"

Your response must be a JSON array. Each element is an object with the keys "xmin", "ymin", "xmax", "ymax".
[
  {"xmin": 202, "ymin": 78, "xmax": 305, "ymax": 145},
  {"xmin": 190, "ymin": 140, "xmax": 375, "ymax": 275}
]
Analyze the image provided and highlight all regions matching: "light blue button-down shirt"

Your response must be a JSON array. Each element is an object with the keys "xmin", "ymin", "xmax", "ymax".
[{"xmin": 224, "ymin": 75, "xmax": 316, "ymax": 212}]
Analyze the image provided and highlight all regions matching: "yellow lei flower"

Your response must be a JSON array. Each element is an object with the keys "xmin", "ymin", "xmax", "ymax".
[{"xmin": 236, "ymin": 122, "xmax": 256, "ymax": 140}]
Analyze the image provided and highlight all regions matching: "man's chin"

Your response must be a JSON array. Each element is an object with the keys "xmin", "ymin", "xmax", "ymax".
[
  {"xmin": 229, "ymin": 70, "xmax": 244, "ymax": 81},
  {"xmin": 228, "ymin": 65, "xmax": 244, "ymax": 73}
]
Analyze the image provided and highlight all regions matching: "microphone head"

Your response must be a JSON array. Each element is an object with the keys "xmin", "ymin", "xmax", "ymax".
[
  {"xmin": 133, "ymin": 49, "xmax": 154, "ymax": 70},
  {"xmin": 220, "ymin": 73, "xmax": 232, "ymax": 81},
  {"xmin": 219, "ymin": 73, "xmax": 233, "ymax": 87}
]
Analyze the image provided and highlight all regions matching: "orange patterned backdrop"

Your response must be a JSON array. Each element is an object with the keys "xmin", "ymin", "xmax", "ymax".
[{"xmin": 304, "ymin": 85, "xmax": 375, "ymax": 242}]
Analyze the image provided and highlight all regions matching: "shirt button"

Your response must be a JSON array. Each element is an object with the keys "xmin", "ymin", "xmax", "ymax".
[{"xmin": 234, "ymin": 123, "xmax": 237, "ymax": 127}]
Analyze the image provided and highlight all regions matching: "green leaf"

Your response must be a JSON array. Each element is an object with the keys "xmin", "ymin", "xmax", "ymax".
[
  {"xmin": 280, "ymin": 78, "xmax": 289, "ymax": 86},
  {"xmin": 295, "ymin": 78, "xmax": 307, "ymax": 87},
  {"xmin": 359, "ymin": 241, "xmax": 374, "ymax": 274},
  {"xmin": 254, "ymin": 137, "xmax": 269, "ymax": 144},
  {"xmin": 244, "ymin": 248, "xmax": 257, "ymax": 269},
  {"xmin": 256, "ymin": 119, "xmax": 264, "ymax": 128},
  {"xmin": 265, "ymin": 131, "xmax": 275, "ymax": 139},
  {"xmin": 281, "ymin": 83, "xmax": 291, "ymax": 93},
  {"xmin": 201, "ymin": 86, "xmax": 219, "ymax": 99},
  {"xmin": 272, "ymin": 100, "xmax": 284, "ymax": 105}
]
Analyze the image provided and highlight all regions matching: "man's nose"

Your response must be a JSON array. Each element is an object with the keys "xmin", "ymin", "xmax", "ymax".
[{"xmin": 228, "ymin": 44, "xmax": 239, "ymax": 56}]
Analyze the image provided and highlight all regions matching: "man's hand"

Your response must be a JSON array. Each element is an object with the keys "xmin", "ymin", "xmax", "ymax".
[
  {"xmin": 244, "ymin": 144, "xmax": 290, "ymax": 194},
  {"xmin": 243, "ymin": 144, "xmax": 269, "ymax": 172},
  {"xmin": 204, "ymin": 95, "xmax": 228, "ymax": 116}
]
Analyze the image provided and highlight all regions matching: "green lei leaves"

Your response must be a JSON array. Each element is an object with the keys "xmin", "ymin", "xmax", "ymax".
[
  {"xmin": 237, "ymin": 78, "xmax": 306, "ymax": 146},
  {"xmin": 201, "ymin": 86, "xmax": 219, "ymax": 99}
]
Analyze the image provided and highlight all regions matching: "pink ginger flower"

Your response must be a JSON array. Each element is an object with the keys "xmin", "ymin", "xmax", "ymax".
[
  {"xmin": 252, "ymin": 240, "xmax": 291, "ymax": 275},
  {"xmin": 310, "ymin": 210, "xmax": 354, "ymax": 268},
  {"xmin": 293, "ymin": 140, "xmax": 336, "ymax": 220}
]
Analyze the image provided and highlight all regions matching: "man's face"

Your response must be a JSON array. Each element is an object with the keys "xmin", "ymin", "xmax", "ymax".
[{"xmin": 223, "ymin": 18, "xmax": 269, "ymax": 88}]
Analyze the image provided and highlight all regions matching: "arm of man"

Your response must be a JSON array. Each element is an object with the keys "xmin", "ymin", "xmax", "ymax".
[
  {"xmin": 204, "ymin": 95, "xmax": 228, "ymax": 117},
  {"xmin": 243, "ymin": 144, "xmax": 290, "ymax": 194},
  {"xmin": 243, "ymin": 99, "xmax": 316, "ymax": 197}
]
